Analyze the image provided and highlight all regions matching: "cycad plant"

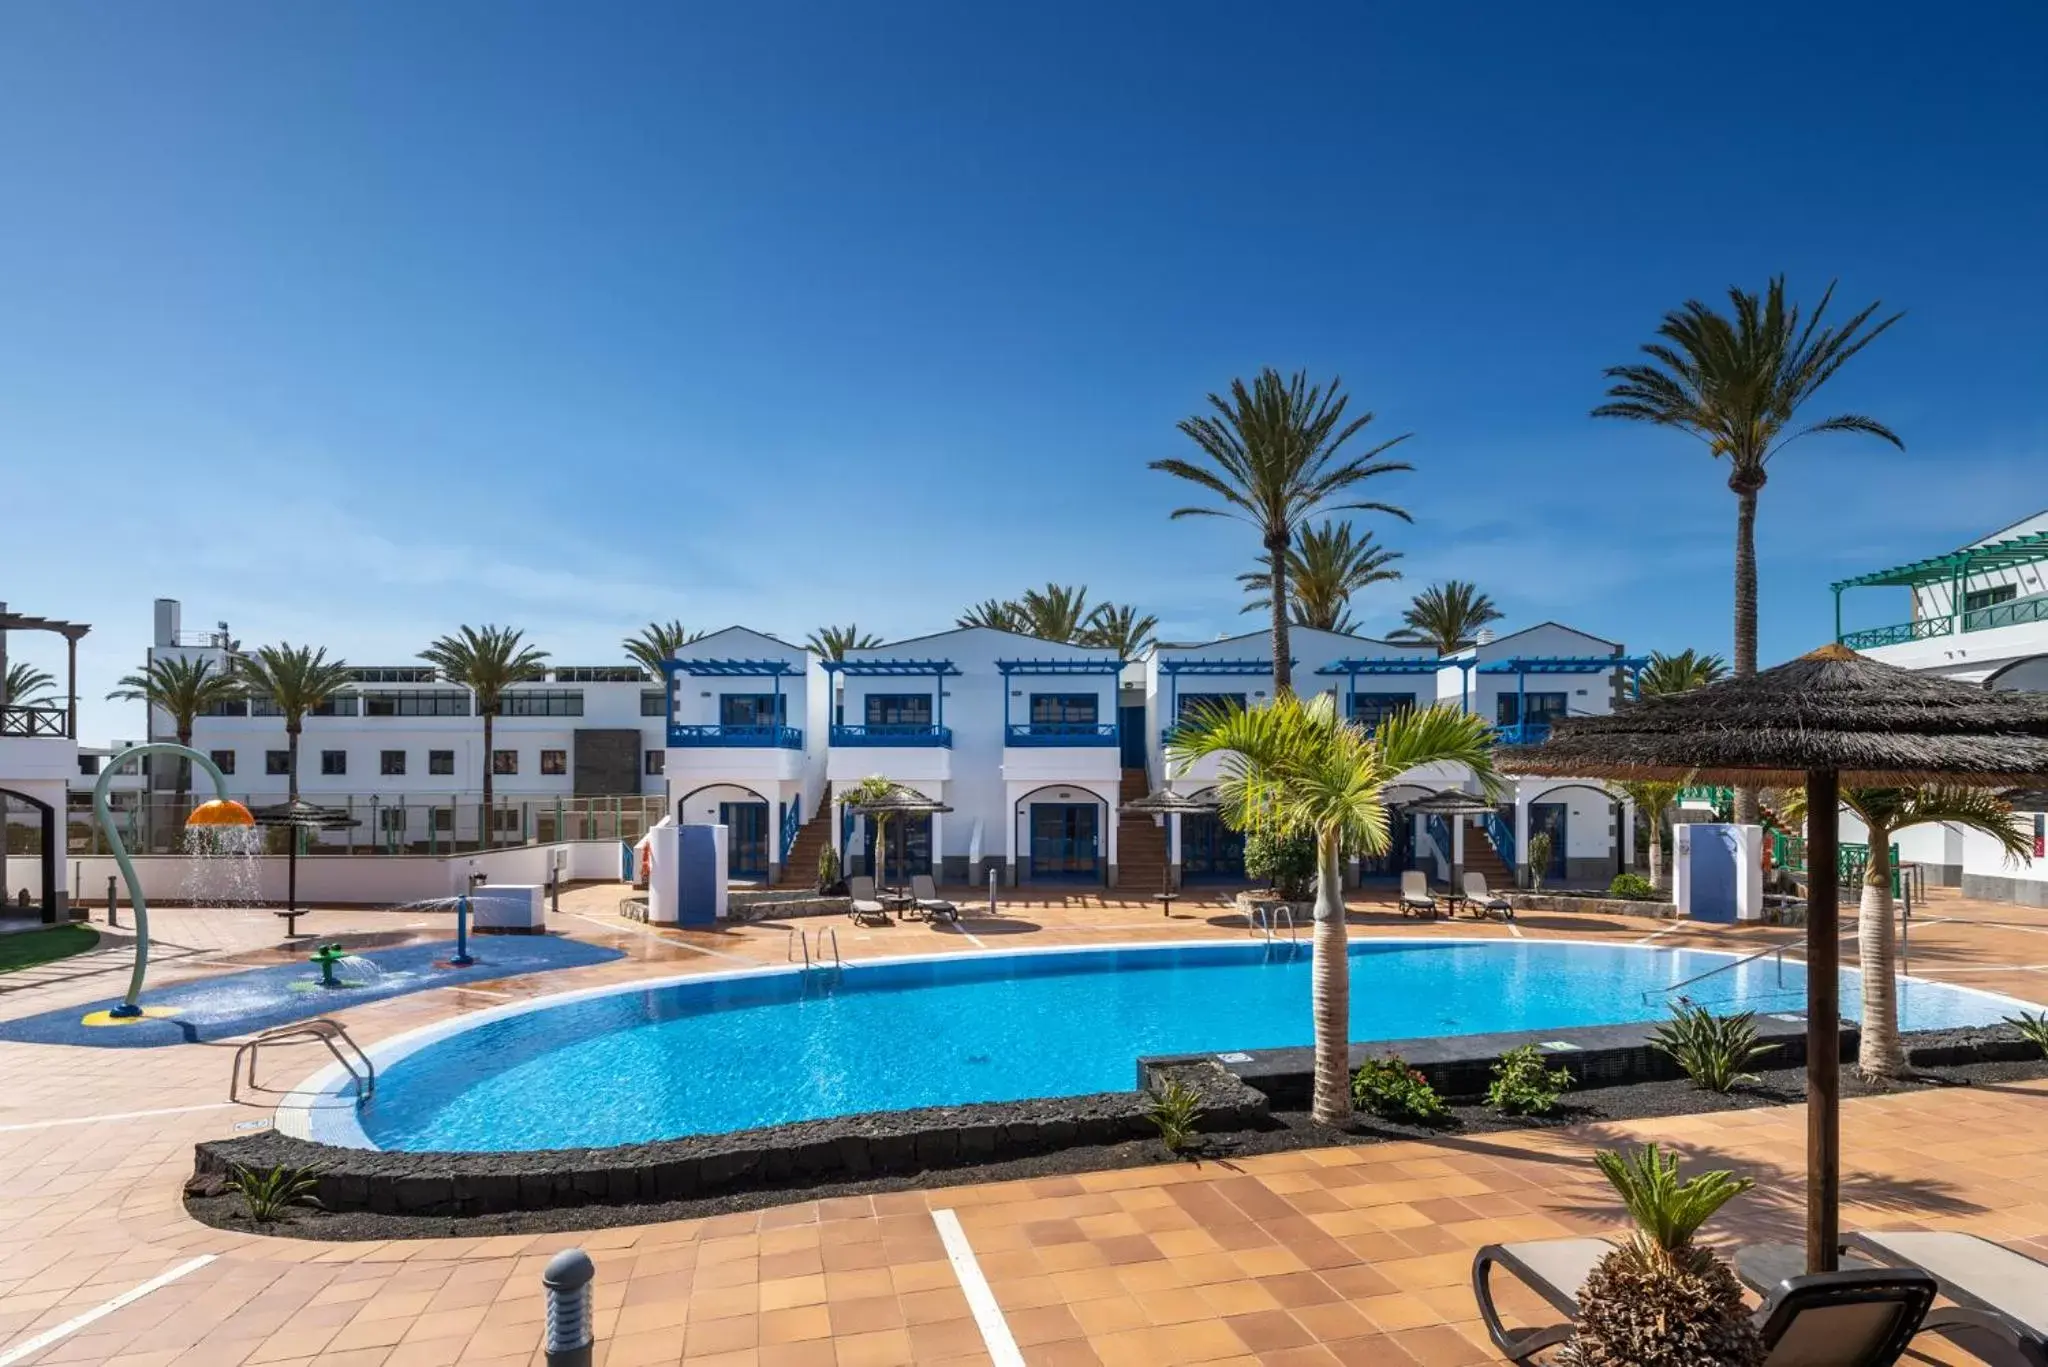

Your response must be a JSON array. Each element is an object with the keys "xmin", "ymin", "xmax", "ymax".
[
  {"xmin": 1155, "ymin": 368, "xmax": 1412, "ymax": 692},
  {"xmin": 419, "ymin": 627, "xmax": 550, "ymax": 848},
  {"xmin": 1170, "ymin": 694, "xmax": 1497, "ymax": 1122},
  {"xmin": 1386, "ymin": 581, "xmax": 1503, "ymax": 654},
  {"xmin": 1559, "ymin": 1145, "xmax": 1762, "ymax": 1367},
  {"xmin": 1239, "ymin": 522, "xmax": 1403, "ymax": 633},
  {"xmin": 232, "ymin": 646, "xmax": 353, "ymax": 803},
  {"xmin": 622, "ymin": 620, "xmax": 704, "ymax": 675},
  {"xmin": 107, "ymin": 656, "xmax": 247, "ymax": 827},
  {"xmin": 804, "ymin": 624, "xmax": 881, "ymax": 660}
]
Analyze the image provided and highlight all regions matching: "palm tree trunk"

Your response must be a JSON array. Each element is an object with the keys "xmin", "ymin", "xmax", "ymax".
[
  {"xmin": 1648, "ymin": 822, "xmax": 1664, "ymax": 891},
  {"xmin": 1857, "ymin": 833, "xmax": 1907, "ymax": 1078},
  {"xmin": 286, "ymin": 718, "xmax": 301, "ymax": 803},
  {"xmin": 481, "ymin": 709, "xmax": 494, "ymax": 851},
  {"xmin": 1309, "ymin": 830, "xmax": 1351, "ymax": 1125},
  {"xmin": 1732, "ymin": 485, "xmax": 1761, "ymax": 826},
  {"xmin": 175, "ymin": 721, "xmax": 194, "ymax": 850},
  {"xmin": 1267, "ymin": 531, "xmax": 1294, "ymax": 695}
]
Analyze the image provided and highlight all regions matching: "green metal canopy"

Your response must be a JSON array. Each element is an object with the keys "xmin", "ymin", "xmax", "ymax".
[{"xmin": 1831, "ymin": 526, "xmax": 2048, "ymax": 591}]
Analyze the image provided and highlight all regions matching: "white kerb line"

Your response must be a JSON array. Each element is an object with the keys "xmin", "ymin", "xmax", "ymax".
[
  {"xmin": 931, "ymin": 1208, "xmax": 1024, "ymax": 1367},
  {"xmin": 0, "ymin": 1102, "xmax": 239, "ymax": 1133},
  {"xmin": 0, "ymin": 1255, "xmax": 216, "ymax": 1367}
]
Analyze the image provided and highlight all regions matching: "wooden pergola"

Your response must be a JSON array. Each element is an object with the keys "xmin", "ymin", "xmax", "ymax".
[{"xmin": 0, "ymin": 603, "xmax": 92, "ymax": 739}]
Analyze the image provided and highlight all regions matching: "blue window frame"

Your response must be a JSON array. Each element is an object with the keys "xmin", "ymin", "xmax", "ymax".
[
  {"xmin": 1349, "ymin": 692, "xmax": 1415, "ymax": 729},
  {"xmin": 1497, "ymin": 691, "xmax": 1569, "ymax": 726},
  {"xmin": 1177, "ymin": 692, "xmax": 1246, "ymax": 722},
  {"xmin": 720, "ymin": 693, "xmax": 786, "ymax": 727},
  {"xmin": 1030, "ymin": 693, "xmax": 1098, "ymax": 725},
  {"xmin": 865, "ymin": 693, "xmax": 933, "ymax": 727}
]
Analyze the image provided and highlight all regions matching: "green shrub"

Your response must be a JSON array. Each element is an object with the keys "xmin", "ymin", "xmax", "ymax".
[
  {"xmin": 816, "ymin": 842, "xmax": 841, "ymax": 893},
  {"xmin": 1352, "ymin": 1054, "xmax": 1449, "ymax": 1123},
  {"xmin": 228, "ymin": 1164, "xmax": 322, "ymax": 1223},
  {"xmin": 1146, "ymin": 1078, "xmax": 1204, "ymax": 1154},
  {"xmin": 1244, "ymin": 828, "xmax": 1316, "ymax": 901},
  {"xmin": 1649, "ymin": 1002, "xmax": 1775, "ymax": 1092},
  {"xmin": 1609, "ymin": 872, "xmax": 1656, "ymax": 901},
  {"xmin": 1487, "ymin": 1045, "xmax": 1573, "ymax": 1116},
  {"xmin": 2005, "ymin": 1010, "xmax": 2048, "ymax": 1056},
  {"xmin": 1528, "ymin": 831, "xmax": 1554, "ymax": 891}
]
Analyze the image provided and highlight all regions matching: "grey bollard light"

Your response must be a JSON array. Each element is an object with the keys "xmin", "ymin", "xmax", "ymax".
[{"xmin": 541, "ymin": 1247, "xmax": 595, "ymax": 1366}]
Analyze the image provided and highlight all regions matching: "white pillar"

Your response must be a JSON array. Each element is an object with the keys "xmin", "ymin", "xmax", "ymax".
[
  {"xmin": 1514, "ymin": 789, "xmax": 1532, "ymax": 887},
  {"xmin": 1620, "ymin": 797, "xmax": 1636, "ymax": 873},
  {"xmin": 1452, "ymin": 814, "xmax": 1466, "ymax": 881},
  {"xmin": 1003, "ymin": 788, "xmax": 1016, "ymax": 885},
  {"xmin": 1101, "ymin": 787, "xmax": 1118, "ymax": 885},
  {"xmin": 1168, "ymin": 812, "xmax": 1182, "ymax": 866}
]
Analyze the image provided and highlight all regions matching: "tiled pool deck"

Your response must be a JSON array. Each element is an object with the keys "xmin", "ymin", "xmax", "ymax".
[{"xmin": 2, "ymin": 883, "xmax": 2045, "ymax": 1365}]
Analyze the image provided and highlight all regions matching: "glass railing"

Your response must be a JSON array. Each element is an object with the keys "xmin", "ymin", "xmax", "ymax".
[
  {"xmin": 1006, "ymin": 722, "xmax": 1118, "ymax": 747},
  {"xmin": 829, "ymin": 723, "xmax": 952, "ymax": 748},
  {"xmin": 667, "ymin": 724, "xmax": 803, "ymax": 749}
]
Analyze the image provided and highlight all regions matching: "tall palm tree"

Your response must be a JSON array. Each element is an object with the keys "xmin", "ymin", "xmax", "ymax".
[
  {"xmin": 1638, "ymin": 648, "xmax": 1729, "ymax": 697},
  {"xmin": 1240, "ymin": 523, "xmax": 1404, "ymax": 633},
  {"xmin": 1783, "ymin": 785, "xmax": 2028, "ymax": 1078},
  {"xmin": 804, "ymin": 624, "xmax": 881, "ymax": 660},
  {"xmin": 420, "ymin": 626, "xmax": 550, "ymax": 848},
  {"xmin": 1387, "ymin": 581, "xmax": 1503, "ymax": 654},
  {"xmin": 4, "ymin": 661, "xmax": 55, "ymax": 704},
  {"xmin": 956, "ymin": 599, "xmax": 1023, "ymax": 633},
  {"xmin": 1595, "ymin": 276, "xmax": 1903, "ymax": 824},
  {"xmin": 1079, "ymin": 603, "xmax": 1159, "ymax": 658},
  {"xmin": 233, "ymin": 645, "xmax": 351, "ymax": 803},
  {"xmin": 623, "ymin": 620, "xmax": 703, "ymax": 676},
  {"xmin": 107, "ymin": 656, "xmax": 246, "ymax": 817},
  {"xmin": 1155, "ymin": 368, "xmax": 1412, "ymax": 692},
  {"xmin": 1170, "ymin": 695, "xmax": 1498, "ymax": 1122}
]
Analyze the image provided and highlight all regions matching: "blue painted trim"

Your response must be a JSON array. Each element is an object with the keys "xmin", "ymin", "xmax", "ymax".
[
  {"xmin": 994, "ymin": 658, "xmax": 1126, "ymax": 676},
  {"xmin": 667, "ymin": 724, "xmax": 804, "ymax": 748},
  {"xmin": 1474, "ymin": 655, "xmax": 1651, "ymax": 674},
  {"xmin": 829, "ymin": 723, "xmax": 953, "ymax": 747},
  {"xmin": 1005, "ymin": 723, "xmax": 1119, "ymax": 747},
  {"xmin": 659, "ymin": 658, "xmax": 803, "ymax": 677},
  {"xmin": 1157, "ymin": 657, "xmax": 1291, "ymax": 676},
  {"xmin": 820, "ymin": 659, "xmax": 963, "ymax": 676},
  {"xmin": 1493, "ymin": 721, "xmax": 1552, "ymax": 746},
  {"xmin": 1313, "ymin": 656, "xmax": 1449, "ymax": 675}
]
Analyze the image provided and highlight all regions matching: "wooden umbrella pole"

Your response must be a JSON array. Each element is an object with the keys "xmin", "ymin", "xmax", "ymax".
[{"xmin": 1805, "ymin": 766, "xmax": 1841, "ymax": 1273}]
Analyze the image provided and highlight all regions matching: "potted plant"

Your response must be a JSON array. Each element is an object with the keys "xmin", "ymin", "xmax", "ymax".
[
  {"xmin": 1527, "ymin": 830, "xmax": 1554, "ymax": 892},
  {"xmin": 816, "ymin": 843, "xmax": 846, "ymax": 896}
]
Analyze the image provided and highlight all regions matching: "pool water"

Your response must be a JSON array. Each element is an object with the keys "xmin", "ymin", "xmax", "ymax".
[{"xmin": 335, "ymin": 939, "xmax": 2016, "ymax": 1152}]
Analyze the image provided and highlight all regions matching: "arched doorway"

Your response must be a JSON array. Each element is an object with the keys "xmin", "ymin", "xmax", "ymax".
[
  {"xmin": 1523, "ymin": 782, "xmax": 1627, "ymax": 883},
  {"xmin": 0, "ymin": 787, "xmax": 58, "ymax": 923},
  {"xmin": 1014, "ymin": 785, "xmax": 1108, "ymax": 883},
  {"xmin": 675, "ymin": 783, "xmax": 773, "ymax": 880}
]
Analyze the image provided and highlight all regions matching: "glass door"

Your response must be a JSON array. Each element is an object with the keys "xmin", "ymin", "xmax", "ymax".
[
  {"xmin": 719, "ymin": 801, "xmax": 770, "ymax": 878},
  {"xmin": 1180, "ymin": 812, "xmax": 1245, "ymax": 880},
  {"xmin": 1029, "ymin": 803, "xmax": 1100, "ymax": 880}
]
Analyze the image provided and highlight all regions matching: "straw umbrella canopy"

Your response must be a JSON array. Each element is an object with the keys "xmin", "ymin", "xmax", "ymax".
[
  {"xmin": 1402, "ymin": 789, "xmax": 1500, "ymax": 816},
  {"xmin": 1499, "ymin": 643, "xmax": 2048, "ymax": 1273},
  {"xmin": 249, "ymin": 799, "xmax": 361, "ymax": 930},
  {"xmin": 840, "ymin": 787, "xmax": 952, "ymax": 888},
  {"xmin": 1119, "ymin": 789, "xmax": 1220, "ymax": 896}
]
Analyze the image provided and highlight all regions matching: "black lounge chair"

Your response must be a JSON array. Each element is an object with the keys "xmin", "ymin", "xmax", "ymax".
[
  {"xmin": 1473, "ymin": 1237, "xmax": 1936, "ymax": 1365},
  {"xmin": 1846, "ymin": 1231, "xmax": 2048, "ymax": 1366},
  {"xmin": 1398, "ymin": 870, "xmax": 1438, "ymax": 919},
  {"xmin": 910, "ymin": 874, "xmax": 959, "ymax": 924},
  {"xmin": 846, "ymin": 875, "xmax": 889, "ymax": 925}
]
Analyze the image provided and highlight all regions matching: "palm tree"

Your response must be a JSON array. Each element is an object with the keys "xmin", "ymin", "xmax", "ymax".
[
  {"xmin": 4, "ymin": 661, "xmax": 55, "ymax": 705},
  {"xmin": 1638, "ymin": 648, "xmax": 1729, "ymax": 697},
  {"xmin": 805, "ymin": 624, "xmax": 881, "ymax": 660},
  {"xmin": 956, "ymin": 599, "xmax": 1023, "ymax": 633},
  {"xmin": 1009, "ymin": 583, "xmax": 1096, "ymax": 642},
  {"xmin": 419, "ymin": 626, "xmax": 550, "ymax": 848},
  {"xmin": 1155, "ymin": 368, "xmax": 1412, "ymax": 692},
  {"xmin": 233, "ymin": 645, "xmax": 351, "ymax": 803},
  {"xmin": 1386, "ymin": 581, "xmax": 1503, "ymax": 654},
  {"xmin": 107, "ymin": 656, "xmax": 246, "ymax": 818},
  {"xmin": 1783, "ymin": 785, "xmax": 2028, "ymax": 1078},
  {"xmin": 1240, "ymin": 523, "xmax": 1403, "ymax": 633},
  {"xmin": 623, "ymin": 620, "xmax": 703, "ymax": 676},
  {"xmin": 1170, "ymin": 695, "xmax": 1498, "ymax": 1123},
  {"xmin": 1614, "ymin": 778, "xmax": 1689, "ymax": 891},
  {"xmin": 1079, "ymin": 603, "xmax": 1159, "ymax": 658},
  {"xmin": 1595, "ymin": 276, "xmax": 1903, "ymax": 824},
  {"xmin": 839, "ymin": 775, "xmax": 902, "ymax": 883}
]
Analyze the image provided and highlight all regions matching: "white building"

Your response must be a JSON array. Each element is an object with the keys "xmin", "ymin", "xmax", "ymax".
[
  {"xmin": 1, "ymin": 602, "xmax": 89, "ymax": 921},
  {"xmin": 1833, "ymin": 511, "xmax": 2048, "ymax": 905}
]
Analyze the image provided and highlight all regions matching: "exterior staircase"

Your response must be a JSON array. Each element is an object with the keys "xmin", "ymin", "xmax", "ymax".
[
  {"xmin": 779, "ymin": 801, "xmax": 837, "ymax": 887},
  {"xmin": 1464, "ymin": 823, "xmax": 1516, "ymax": 891},
  {"xmin": 1116, "ymin": 767, "xmax": 1168, "ymax": 897}
]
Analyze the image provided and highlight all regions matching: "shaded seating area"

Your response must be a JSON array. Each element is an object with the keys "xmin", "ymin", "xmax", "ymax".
[{"xmin": 1846, "ymin": 1231, "xmax": 2048, "ymax": 1365}]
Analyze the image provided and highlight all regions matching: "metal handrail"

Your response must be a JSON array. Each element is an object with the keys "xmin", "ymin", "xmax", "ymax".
[
  {"xmin": 1643, "ymin": 942, "xmax": 1789, "ymax": 1003},
  {"xmin": 230, "ymin": 1018, "xmax": 375, "ymax": 1104},
  {"xmin": 787, "ymin": 928, "xmax": 811, "ymax": 969}
]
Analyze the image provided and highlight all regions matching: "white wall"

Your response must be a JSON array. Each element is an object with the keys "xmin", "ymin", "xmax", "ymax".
[{"xmin": 67, "ymin": 839, "xmax": 625, "ymax": 906}]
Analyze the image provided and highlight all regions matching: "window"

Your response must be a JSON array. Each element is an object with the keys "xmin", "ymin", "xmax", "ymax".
[
  {"xmin": 311, "ymin": 693, "xmax": 359, "ymax": 717},
  {"xmin": 555, "ymin": 666, "xmax": 646, "ymax": 683},
  {"xmin": 645, "ymin": 749, "xmax": 665, "ymax": 775},
  {"xmin": 1496, "ymin": 692, "xmax": 1570, "ymax": 726},
  {"xmin": 210, "ymin": 749, "xmax": 236, "ymax": 775},
  {"xmin": 492, "ymin": 749, "xmax": 519, "ymax": 775},
  {"xmin": 428, "ymin": 750, "xmax": 455, "ymax": 776},
  {"xmin": 363, "ymin": 690, "xmax": 469, "ymax": 717},
  {"xmin": 491, "ymin": 807, "xmax": 523, "ymax": 833},
  {"xmin": 433, "ymin": 807, "xmax": 453, "ymax": 832},
  {"xmin": 1177, "ymin": 692, "xmax": 1246, "ymax": 723},
  {"xmin": 379, "ymin": 808, "xmax": 406, "ymax": 834},
  {"xmin": 540, "ymin": 749, "xmax": 567, "ymax": 776},
  {"xmin": 349, "ymin": 666, "xmax": 436, "ymax": 683},
  {"xmin": 500, "ymin": 689, "xmax": 584, "ymax": 717},
  {"xmin": 1349, "ymin": 692, "xmax": 1415, "ymax": 730},
  {"xmin": 1029, "ymin": 693, "xmax": 1098, "ymax": 725},
  {"xmin": 865, "ymin": 693, "xmax": 932, "ymax": 726},
  {"xmin": 1964, "ymin": 583, "xmax": 2018, "ymax": 613},
  {"xmin": 266, "ymin": 750, "xmax": 290, "ymax": 776},
  {"xmin": 320, "ymin": 750, "xmax": 347, "ymax": 776},
  {"xmin": 380, "ymin": 750, "xmax": 406, "ymax": 776},
  {"xmin": 641, "ymin": 689, "xmax": 668, "ymax": 717},
  {"xmin": 201, "ymin": 698, "xmax": 249, "ymax": 717},
  {"xmin": 250, "ymin": 697, "xmax": 283, "ymax": 717},
  {"xmin": 721, "ymin": 693, "xmax": 786, "ymax": 726},
  {"xmin": 77, "ymin": 754, "xmax": 102, "ymax": 777}
]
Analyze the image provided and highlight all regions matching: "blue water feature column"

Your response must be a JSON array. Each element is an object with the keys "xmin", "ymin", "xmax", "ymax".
[
  {"xmin": 1676, "ymin": 823, "xmax": 1764, "ymax": 922},
  {"xmin": 674, "ymin": 823, "xmax": 728, "ymax": 925}
]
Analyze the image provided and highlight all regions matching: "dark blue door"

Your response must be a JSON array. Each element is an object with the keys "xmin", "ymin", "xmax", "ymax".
[
  {"xmin": 1529, "ymin": 802, "xmax": 1568, "ymax": 881},
  {"xmin": 863, "ymin": 813, "xmax": 932, "ymax": 884},
  {"xmin": 1030, "ymin": 804, "xmax": 1100, "ymax": 880},
  {"xmin": 719, "ymin": 802, "xmax": 769, "ymax": 878},
  {"xmin": 1118, "ymin": 705, "xmax": 1147, "ymax": 769},
  {"xmin": 1180, "ymin": 812, "xmax": 1245, "ymax": 881}
]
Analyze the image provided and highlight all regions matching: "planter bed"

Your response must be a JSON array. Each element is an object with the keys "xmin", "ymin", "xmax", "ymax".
[{"xmin": 1505, "ymin": 890, "xmax": 1676, "ymax": 917}]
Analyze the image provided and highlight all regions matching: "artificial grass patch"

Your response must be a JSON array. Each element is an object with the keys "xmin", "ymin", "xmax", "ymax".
[{"xmin": 0, "ymin": 924, "xmax": 100, "ymax": 974}]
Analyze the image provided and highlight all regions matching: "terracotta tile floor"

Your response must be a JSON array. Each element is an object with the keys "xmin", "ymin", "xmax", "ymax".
[{"xmin": 1, "ymin": 883, "xmax": 2045, "ymax": 1365}]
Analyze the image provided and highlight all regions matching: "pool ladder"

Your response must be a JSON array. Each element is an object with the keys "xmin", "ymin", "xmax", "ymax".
[
  {"xmin": 230, "ymin": 1018, "xmax": 375, "ymax": 1105},
  {"xmin": 1250, "ymin": 902, "xmax": 1302, "ymax": 954},
  {"xmin": 787, "ymin": 926, "xmax": 843, "ymax": 976}
]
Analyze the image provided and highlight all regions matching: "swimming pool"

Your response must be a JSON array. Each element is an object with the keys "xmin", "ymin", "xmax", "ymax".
[{"xmin": 311, "ymin": 939, "xmax": 2020, "ymax": 1152}]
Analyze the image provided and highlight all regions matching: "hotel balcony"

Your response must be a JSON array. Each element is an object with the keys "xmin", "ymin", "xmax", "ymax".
[
  {"xmin": 829, "ymin": 723, "xmax": 952, "ymax": 748},
  {"xmin": 666, "ymin": 724, "xmax": 807, "ymax": 785},
  {"xmin": 827, "ymin": 725, "xmax": 952, "ymax": 785},
  {"xmin": 1493, "ymin": 721, "xmax": 1552, "ymax": 746},
  {"xmin": 1, "ymin": 704, "xmax": 71, "ymax": 739},
  {"xmin": 1005, "ymin": 722, "xmax": 1117, "ymax": 747},
  {"xmin": 668, "ymin": 723, "xmax": 804, "ymax": 749},
  {"xmin": 1004, "ymin": 722, "xmax": 1119, "ymax": 782}
]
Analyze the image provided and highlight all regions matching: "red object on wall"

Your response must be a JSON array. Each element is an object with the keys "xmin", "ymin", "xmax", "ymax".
[{"xmin": 2034, "ymin": 813, "xmax": 2044, "ymax": 859}]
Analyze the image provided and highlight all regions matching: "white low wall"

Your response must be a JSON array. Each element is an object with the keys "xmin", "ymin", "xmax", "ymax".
[{"xmin": 64, "ymin": 840, "xmax": 628, "ymax": 907}]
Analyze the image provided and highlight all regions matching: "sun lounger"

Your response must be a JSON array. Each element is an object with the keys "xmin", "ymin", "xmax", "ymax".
[
  {"xmin": 1399, "ymin": 870, "xmax": 1438, "ymax": 919},
  {"xmin": 911, "ymin": 874, "xmax": 959, "ymax": 923},
  {"xmin": 846, "ymin": 875, "xmax": 888, "ymax": 925},
  {"xmin": 1847, "ymin": 1231, "xmax": 2047, "ymax": 1366},
  {"xmin": 1461, "ymin": 872, "xmax": 1515, "ymax": 921},
  {"xmin": 1473, "ymin": 1237, "xmax": 1935, "ymax": 1365}
]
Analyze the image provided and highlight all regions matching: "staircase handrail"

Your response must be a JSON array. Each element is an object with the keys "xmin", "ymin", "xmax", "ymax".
[
  {"xmin": 1479, "ymin": 809, "xmax": 1515, "ymax": 869},
  {"xmin": 780, "ymin": 794, "xmax": 801, "ymax": 864}
]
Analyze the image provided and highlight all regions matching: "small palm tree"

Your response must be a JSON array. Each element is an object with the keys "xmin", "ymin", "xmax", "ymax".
[
  {"xmin": 1170, "ymin": 695, "xmax": 1497, "ymax": 1123},
  {"xmin": 1239, "ymin": 523, "xmax": 1403, "ymax": 633},
  {"xmin": 1596, "ymin": 277, "xmax": 1902, "ymax": 827},
  {"xmin": 623, "ymin": 621, "xmax": 703, "ymax": 676},
  {"xmin": 1782, "ymin": 784, "xmax": 2030, "ymax": 1077},
  {"xmin": 420, "ymin": 627, "xmax": 550, "ymax": 848},
  {"xmin": 233, "ymin": 646, "xmax": 351, "ymax": 803},
  {"xmin": 1386, "ymin": 581, "xmax": 1503, "ymax": 654},
  {"xmin": 4, "ymin": 661, "xmax": 55, "ymax": 704},
  {"xmin": 956, "ymin": 599, "xmax": 1023, "ymax": 633},
  {"xmin": 839, "ymin": 775, "xmax": 901, "ymax": 883},
  {"xmin": 1079, "ymin": 603, "xmax": 1159, "ymax": 658},
  {"xmin": 107, "ymin": 656, "xmax": 246, "ymax": 815},
  {"xmin": 1639, "ymin": 649, "xmax": 1729, "ymax": 697},
  {"xmin": 1614, "ymin": 777, "xmax": 1690, "ymax": 890},
  {"xmin": 1155, "ymin": 369, "xmax": 1412, "ymax": 692},
  {"xmin": 805, "ymin": 624, "xmax": 881, "ymax": 660}
]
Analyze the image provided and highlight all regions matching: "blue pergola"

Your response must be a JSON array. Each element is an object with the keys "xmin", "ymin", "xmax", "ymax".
[
  {"xmin": 1314, "ymin": 656, "xmax": 1451, "ymax": 719},
  {"xmin": 1477, "ymin": 654, "xmax": 1651, "ymax": 729},
  {"xmin": 821, "ymin": 658, "xmax": 963, "ymax": 730},
  {"xmin": 1157, "ymin": 657, "xmax": 1291, "ymax": 726},
  {"xmin": 658, "ymin": 658, "xmax": 806, "ymax": 747},
  {"xmin": 996, "ymin": 657, "xmax": 1125, "ymax": 744}
]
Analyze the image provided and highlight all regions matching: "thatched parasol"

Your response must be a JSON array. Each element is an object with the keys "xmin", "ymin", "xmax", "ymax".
[
  {"xmin": 250, "ymin": 800, "xmax": 360, "ymax": 932},
  {"xmin": 1403, "ymin": 789, "xmax": 1500, "ymax": 816},
  {"xmin": 1119, "ymin": 789, "xmax": 1220, "ymax": 903},
  {"xmin": 840, "ymin": 787, "xmax": 952, "ymax": 888},
  {"xmin": 1500, "ymin": 643, "xmax": 2048, "ymax": 1273}
]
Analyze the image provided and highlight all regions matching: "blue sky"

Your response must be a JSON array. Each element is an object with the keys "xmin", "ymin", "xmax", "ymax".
[{"xmin": 4, "ymin": 1, "xmax": 2045, "ymax": 744}]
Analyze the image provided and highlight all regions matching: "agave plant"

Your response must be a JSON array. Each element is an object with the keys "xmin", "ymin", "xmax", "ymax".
[
  {"xmin": 228, "ymin": 1163, "xmax": 323, "ymax": 1224},
  {"xmin": 2007, "ymin": 1010, "xmax": 2048, "ymax": 1057},
  {"xmin": 1649, "ymin": 1002, "xmax": 1776, "ymax": 1092}
]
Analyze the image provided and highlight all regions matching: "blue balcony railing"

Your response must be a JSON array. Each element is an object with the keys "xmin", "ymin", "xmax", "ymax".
[
  {"xmin": 1493, "ymin": 721, "xmax": 1552, "ymax": 746},
  {"xmin": 1479, "ymin": 809, "xmax": 1515, "ymax": 869},
  {"xmin": 1006, "ymin": 722, "xmax": 1118, "ymax": 747},
  {"xmin": 830, "ymin": 723, "xmax": 952, "ymax": 748},
  {"xmin": 668, "ymin": 723, "xmax": 804, "ymax": 749}
]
